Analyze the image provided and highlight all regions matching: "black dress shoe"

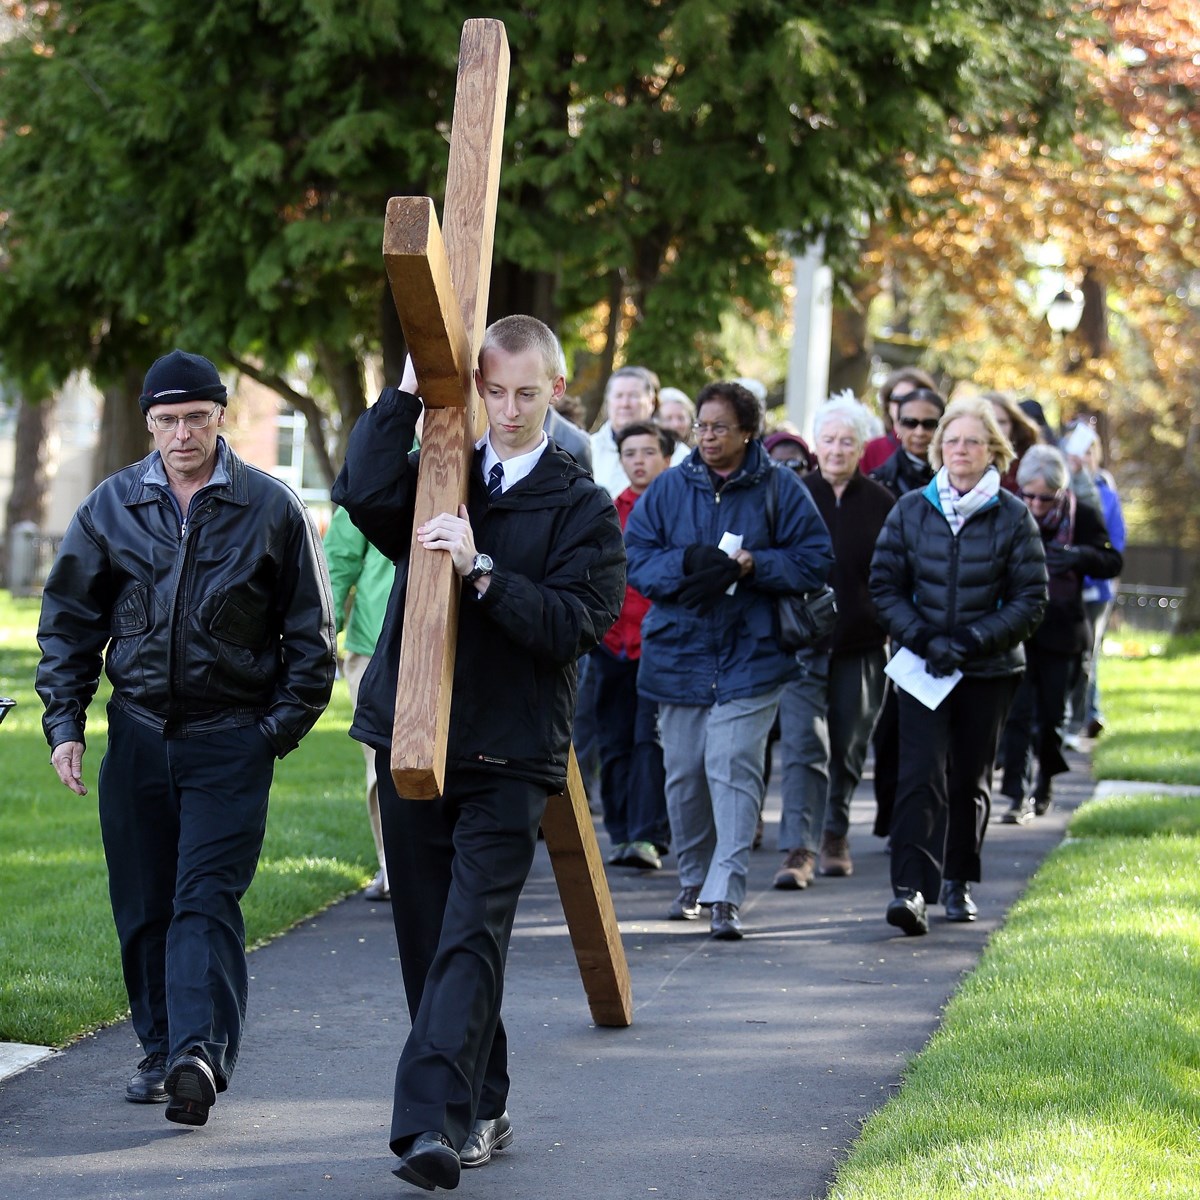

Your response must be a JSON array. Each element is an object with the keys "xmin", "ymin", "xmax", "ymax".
[
  {"xmin": 164, "ymin": 1050, "xmax": 217, "ymax": 1126},
  {"xmin": 886, "ymin": 889, "xmax": 928, "ymax": 936},
  {"xmin": 394, "ymin": 1131, "xmax": 460, "ymax": 1191},
  {"xmin": 125, "ymin": 1051, "xmax": 169, "ymax": 1103},
  {"xmin": 460, "ymin": 1111, "xmax": 513, "ymax": 1168},
  {"xmin": 667, "ymin": 885, "xmax": 701, "ymax": 920},
  {"xmin": 709, "ymin": 901, "xmax": 743, "ymax": 940},
  {"xmin": 1000, "ymin": 796, "xmax": 1034, "ymax": 825},
  {"xmin": 1033, "ymin": 788, "xmax": 1053, "ymax": 817},
  {"xmin": 941, "ymin": 880, "xmax": 978, "ymax": 922}
]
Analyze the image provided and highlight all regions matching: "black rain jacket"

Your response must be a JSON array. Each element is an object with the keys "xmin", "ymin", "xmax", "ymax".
[
  {"xmin": 869, "ymin": 477, "xmax": 1048, "ymax": 678},
  {"xmin": 331, "ymin": 388, "xmax": 626, "ymax": 791}
]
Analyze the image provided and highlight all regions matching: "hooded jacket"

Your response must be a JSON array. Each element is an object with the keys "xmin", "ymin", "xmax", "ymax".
[
  {"xmin": 331, "ymin": 388, "xmax": 625, "ymax": 791},
  {"xmin": 624, "ymin": 441, "xmax": 834, "ymax": 706},
  {"xmin": 36, "ymin": 439, "xmax": 336, "ymax": 756},
  {"xmin": 869, "ymin": 476, "xmax": 1047, "ymax": 678}
]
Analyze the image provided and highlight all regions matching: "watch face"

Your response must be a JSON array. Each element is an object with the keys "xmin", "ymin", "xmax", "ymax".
[{"xmin": 476, "ymin": 554, "xmax": 493, "ymax": 573}]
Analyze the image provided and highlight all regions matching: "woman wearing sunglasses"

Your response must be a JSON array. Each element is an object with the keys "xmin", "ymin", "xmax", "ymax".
[
  {"xmin": 997, "ymin": 445, "xmax": 1122, "ymax": 823},
  {"xmin": 869, "ymin": 397, "xmax": 1047, "ymax": 935},
  {"xmin": 869, "ymin": 387, "xmax": 945, "ymax": 498}
]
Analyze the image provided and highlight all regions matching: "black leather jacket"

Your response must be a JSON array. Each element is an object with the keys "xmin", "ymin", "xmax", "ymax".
[{"xmin": 36, "ymin": 440, "xmax": 336, "ymax": 756}]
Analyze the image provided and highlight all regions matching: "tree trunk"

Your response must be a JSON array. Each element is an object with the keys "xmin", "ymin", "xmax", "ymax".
[
  {"xmin": 828, "ymin": 276, "xmax": 881, "ymax": 398},
  {"xmin": 94, "ymin": 368, "xmax": 153, "ymax": 486},
  {"xmin": 314, "ymin": 340, "xmax": 366, "ymax": 477},
  {"xmin": 1078, "ymin": 265, "xmax": 1109, "ymax": 360},
  {"xmin": 1, "ymin": 395, "xmax": 51, "ymax": 588}
]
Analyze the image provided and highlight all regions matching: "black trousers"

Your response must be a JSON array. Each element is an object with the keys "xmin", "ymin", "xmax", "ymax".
[
  {"xmin": 891, "ymin": 676, "xmax": 1018, "ymax": 902},
  {"xmin": 871, "ymin": 681, "xmax": 900, "ymax": 837},
  {"xmin": 98, "ymin": 704, "xmax": 275, "ymax": 1086},
  {"xmin": 590, "ymin": 648, "xmax": 669, "ymax": 850},
  {"xmin": 1000, "ymin": 646, "xmax": 1078, "ymax": 802},
  {"xmin": 378, "ymin": 762, "xmax": 548, "ymax": 1156}
]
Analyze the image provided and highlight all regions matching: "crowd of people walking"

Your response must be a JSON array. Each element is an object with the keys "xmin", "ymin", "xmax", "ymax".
[
  {"xmin": 574, "ymin": 362, "xmax": 1123, "ymax": 943},
  {"xmin": 33, "ymin": 339, "xmax": 1123, "ymax": 1190}
]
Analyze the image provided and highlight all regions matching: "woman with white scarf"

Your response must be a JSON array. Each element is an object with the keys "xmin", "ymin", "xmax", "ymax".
[{"xmin": 869, "ymin": 398, "xmax": 1047, "ymax": 935}]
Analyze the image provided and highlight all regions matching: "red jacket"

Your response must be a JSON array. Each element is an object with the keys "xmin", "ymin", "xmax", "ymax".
[
  {"xmin": 859, "ymin": 431, "xmax": 900, "ymax": 474},
  {"xmin": 601, "ymin": 487, "xmax": 652, "ymax": 659}
]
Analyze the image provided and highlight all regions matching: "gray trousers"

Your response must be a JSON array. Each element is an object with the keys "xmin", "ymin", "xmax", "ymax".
[
  {"xmin": 660, "ymin": 687, "xmax": 784, "ymax": 907},
  {"xmin": 778, "ymin": 648, "xmax": 886, "ymax": 853}
]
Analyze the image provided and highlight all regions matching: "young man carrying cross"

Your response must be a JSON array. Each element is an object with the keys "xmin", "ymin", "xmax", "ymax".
[{"xmin": 331, "ymin": 315, "xmax": 625, "ymax": 1192}]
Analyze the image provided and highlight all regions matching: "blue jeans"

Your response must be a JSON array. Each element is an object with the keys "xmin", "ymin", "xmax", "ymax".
[
  {"xmin": 98, "ymin": 704, "xmax": 275, "ymax": 1085},
  {"xmin": 660, "ymin": 688, "xmax": 784, "ymax": 906}
]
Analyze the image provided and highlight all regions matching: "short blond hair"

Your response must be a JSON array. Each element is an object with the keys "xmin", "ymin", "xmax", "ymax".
[
  {"xmin": 479, "ymin": 315, "xmax": 566, "ymax": 381},
  {"xmin": 930, "ymin": 396, "xmax": 1015, "ymax": 475}
]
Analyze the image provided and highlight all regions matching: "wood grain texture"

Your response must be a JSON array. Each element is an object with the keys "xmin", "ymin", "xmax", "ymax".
[
  {"xmin": 389, "ymin": 19, "xmax": 509, "ymax": 797},
  {"xmin": 390, "ymin": 405, "xmax": 474, "ymax": 799},
  {"xmin": 383, "ymin": 198, "xmax": 472, "ymax": 410},
  {"xmin": 541, "ymin": 749, "xmax": 634, "ymax": 1027},
  {"xmin": 442, "ymin": 18, "xmax": 510, "ymax": 360}
]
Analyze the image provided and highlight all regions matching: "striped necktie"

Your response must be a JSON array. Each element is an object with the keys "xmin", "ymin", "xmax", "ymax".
[{"xmin": 487, "ymin": 462, "xmax": 504, "ymax": 500}]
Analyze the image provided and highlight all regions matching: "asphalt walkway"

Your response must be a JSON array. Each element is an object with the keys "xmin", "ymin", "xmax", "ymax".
[{"xmin": 0, "ymin": 754, "xmax": 1101, "ymax": 1199}]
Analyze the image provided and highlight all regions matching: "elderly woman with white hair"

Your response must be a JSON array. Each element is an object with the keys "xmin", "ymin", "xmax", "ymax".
[
  {"xmin": 773, "ymin": 395, "xmax": 897, "ymax": 887},
  {"xmin": 997, "ymin": 444, "xmax": 1122, "ymax": 823}
]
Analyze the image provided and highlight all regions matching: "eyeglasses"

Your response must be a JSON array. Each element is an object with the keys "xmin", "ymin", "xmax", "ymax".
[
  {"xmin": 943, "ymin": 436, "xmax": 987, "ymax": 450},
  {"xmin": 1020, "ymin": 490, "xmax": 1060, "ymax": 504},
  {"xmin": 148, "ymin": 406, "xmax": 221, "ymax": 433},
  {"xmin": 692, "ymin": 422, "xmax": 738, "ymax": 437},
  {"xmin": 898, "ymin": 416, "xmax": 940, "ymax": 431}
]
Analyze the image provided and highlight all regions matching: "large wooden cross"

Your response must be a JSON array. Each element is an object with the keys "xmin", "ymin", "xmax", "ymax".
[{"xmin": 381, "ymin": 20, "xmax": 631, "ymax": 1028}]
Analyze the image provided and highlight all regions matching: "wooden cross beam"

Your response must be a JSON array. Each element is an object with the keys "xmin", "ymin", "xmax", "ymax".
[{"xmin": 381, "ymin": 19, "xmax": 632, "ymax": 1028}]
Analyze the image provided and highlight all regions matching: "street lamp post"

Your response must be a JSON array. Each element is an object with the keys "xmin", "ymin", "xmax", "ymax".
[{"xmin": 1046, "ymin": 288, "xmax": 1085, "ymax": 371}]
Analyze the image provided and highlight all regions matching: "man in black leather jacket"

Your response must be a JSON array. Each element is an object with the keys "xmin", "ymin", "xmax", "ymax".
[
  {"xmin": 36, "ymin": 349, "xmax": 336, "ymax": 1126},
  {"xmin": 332, "ymin": 316, "xmax": 624, "ymax": 1192}
]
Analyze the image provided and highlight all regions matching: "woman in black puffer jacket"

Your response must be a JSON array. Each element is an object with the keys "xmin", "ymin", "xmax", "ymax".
[{"xmin": 869, "ymin": 397, "xmax": 1047, "ymax": 936}]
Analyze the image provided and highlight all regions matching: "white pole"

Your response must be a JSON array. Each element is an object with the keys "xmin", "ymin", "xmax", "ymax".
[{"xmin": 784, "ymin": 239, "xmax": 833, "ymax": 440}]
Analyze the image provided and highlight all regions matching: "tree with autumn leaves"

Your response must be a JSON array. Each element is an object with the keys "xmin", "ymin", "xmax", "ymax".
[
  {"xmin": 848, "ymin": 0, "xmax": 1200, "ymax": 623},
  {"xmin": 0, "ymin": 0, "xmax": 1088, "ymax": 477}
]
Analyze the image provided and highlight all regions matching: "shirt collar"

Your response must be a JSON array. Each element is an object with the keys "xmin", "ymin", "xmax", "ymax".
[
  {"xmin": 476, "ymin": 430, "xmax": 549, "ymax": 493},
  {"xmin": 145, "ymin": 435, "xmax": 231, "ymax": 492}
]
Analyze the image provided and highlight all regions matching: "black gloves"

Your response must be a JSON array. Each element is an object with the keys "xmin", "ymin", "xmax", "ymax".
[
  {"xmin": 1044, "ymin": 543, "xmax": 1083, "ymax": 575},
  {"xmin": 683, "ymin": 544, "xmax": 733, "ymax": 575},
  {"xmin": 676, "ymin": 543, "xmax": 742, "ymax": 614},
  {"xmin": 924, "ymin": 636, "xmax": 965, "ymax": 678},
  {"xmin": 677, "ymin": 560, "xmax": 742, "ymax": 613}
]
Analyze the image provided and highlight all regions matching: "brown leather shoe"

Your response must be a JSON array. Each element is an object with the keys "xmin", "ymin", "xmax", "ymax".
[
  {"xmin": 818, "ymin": 833, "xmax": 853, "ymax": 877},
  {"xmin": 773, "ymin": 848, "xmax": 815, "ymax": 890}
]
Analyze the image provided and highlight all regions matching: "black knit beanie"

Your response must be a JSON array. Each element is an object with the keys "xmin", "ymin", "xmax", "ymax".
[{"xmin": 139, "ymin": 349, "xmax": 228, "ymax": 414}]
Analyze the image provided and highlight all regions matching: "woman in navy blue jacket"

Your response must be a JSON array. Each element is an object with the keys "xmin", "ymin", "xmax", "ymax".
[{"xmin": 625, "ymin": 382, "xmax": 833, "ymax": 940}]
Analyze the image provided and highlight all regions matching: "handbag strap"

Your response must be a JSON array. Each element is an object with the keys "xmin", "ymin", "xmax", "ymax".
[{"xmin": 763, "ymin": 462, "xmax": 780, "ymax": 547}]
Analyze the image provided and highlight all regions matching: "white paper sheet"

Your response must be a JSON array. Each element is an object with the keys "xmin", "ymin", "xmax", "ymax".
[
  {"xmin": 884, "ymin": 646, "xmax": 962, "ymax": 710},
  {"xmin": 718, "ymin": 532, "xmax": 743, "ymax": 594},
  {"xmin": 1062, "ymin": 423, "xmax": 1097, "ymax": 458}
]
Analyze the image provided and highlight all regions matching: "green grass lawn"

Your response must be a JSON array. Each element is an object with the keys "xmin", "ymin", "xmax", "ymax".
[
  {"xmin": 827, "ymin": 635, "xmax": 1200, "ymax": 1200},
  {"xmin": 1091, "ymin": 633, "xmax": 1200, "ymax": 785},
  {"xmin": 0, "ymin": 591, "xmax": 376, "ymax": 1047}
]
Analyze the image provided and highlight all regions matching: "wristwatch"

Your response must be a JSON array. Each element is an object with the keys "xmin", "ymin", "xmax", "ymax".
[{"xmin": 465, "ymin": 552, "xmax": 494, "ymax": 583}]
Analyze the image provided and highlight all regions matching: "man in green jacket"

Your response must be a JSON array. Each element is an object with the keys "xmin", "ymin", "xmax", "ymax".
[{"xmin": 324, "ymin": 504, "xmax": 398, "ymax": 900}]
